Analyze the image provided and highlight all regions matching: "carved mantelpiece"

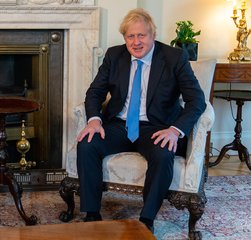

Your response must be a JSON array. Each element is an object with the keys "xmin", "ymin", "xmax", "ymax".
[
  {"xmin": 0, "ymin": 0, "xmax": 94, "ymax": 5},
  {"xmin": 0, "ymin": 0, "xmax": 101, "ymax": 170}
]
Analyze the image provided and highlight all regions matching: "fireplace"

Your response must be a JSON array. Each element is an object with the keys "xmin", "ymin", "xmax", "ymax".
[
  {"xmin": 0, "ymin": 1, "xmax": 101, "ymax": 188},
  {"xmin": 0, "ymin": 29, "xmax": 64, "ymax": 169}
]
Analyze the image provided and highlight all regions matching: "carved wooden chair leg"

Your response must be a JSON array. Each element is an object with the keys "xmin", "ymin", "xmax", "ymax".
[
  {"xmin": 59, "ymin": 176, "xmax": 80, "ymax": 222},
  {"xmin": 166, "ymin": 190, "xmax": 207, "ymax": 240},
  {"xmin": 187, "ymin": 194, "xmax": 206, "ymax": 240}
]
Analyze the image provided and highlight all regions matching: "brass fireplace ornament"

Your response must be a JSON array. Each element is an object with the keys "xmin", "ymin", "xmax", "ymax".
[
  {"xmin": 16, "ymin": 120, "xmax": 36, "ymax": 169},
  {"xmin": 228, "ymin": 0, "xmax": 251, "ymax": 61}
]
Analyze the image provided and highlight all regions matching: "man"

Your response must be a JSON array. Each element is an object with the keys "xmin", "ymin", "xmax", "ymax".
[{"xmin": 77, "ymin": 8, "xmax": 206, "ymax": 232}]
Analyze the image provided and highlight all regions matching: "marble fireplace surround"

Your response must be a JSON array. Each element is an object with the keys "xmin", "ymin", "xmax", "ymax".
[{"xmin": 0, "ymin": 0, "xmax": 101, "ymax": 169}]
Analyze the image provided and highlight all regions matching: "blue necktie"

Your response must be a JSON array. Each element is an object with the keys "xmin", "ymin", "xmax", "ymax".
[{"xmin": 126, "ymin": 60, "xmax": 143, "ymax": 142}]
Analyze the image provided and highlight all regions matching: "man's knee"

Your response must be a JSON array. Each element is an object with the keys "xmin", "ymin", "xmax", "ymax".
[
  {"xmin": 77, "ymin": 134, "xmax": 103, "ymax": 153},
  {"xmin": 148, "ymin": 147, "xmax": 175, "ymax": 168},
  {"xmin": 77, "ymin": 135, "xmax": 105, "ymax": 169}
]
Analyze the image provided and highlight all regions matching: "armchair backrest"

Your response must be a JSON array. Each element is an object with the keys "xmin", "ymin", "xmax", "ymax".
[{"xmin": 190, "ymin": 59, "xmax": 217, "ymax": 101}]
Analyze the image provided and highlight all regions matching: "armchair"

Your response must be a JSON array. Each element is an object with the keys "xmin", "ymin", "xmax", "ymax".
[{"xmin": 59, "ymin": 59, "xmax": 216, "ymax": 240}]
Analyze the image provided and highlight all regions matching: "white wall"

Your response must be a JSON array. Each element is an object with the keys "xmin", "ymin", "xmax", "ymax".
[
  {"xmin": 96, "ymin": 0, "xmax": 251, "ymax": 156},
  {"xmin": 97, "ymin": 0, "xmax": 137, "ymax": 51}
]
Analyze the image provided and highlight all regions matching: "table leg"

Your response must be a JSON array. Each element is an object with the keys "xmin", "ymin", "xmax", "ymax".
[
  {"xmin": 4, "ymin": 171, "xmax": 38, "ymax": 225},
  {"xmin": 209, "ymin": 100, "xmax": 251, "ymax": 170},
  {"xmin": 209, "ymin": 139, "xmax": 250, "ymax": 168},
  {"xmin": 0, "ymin": 114, "xmax": 38, "ymax": 225}
]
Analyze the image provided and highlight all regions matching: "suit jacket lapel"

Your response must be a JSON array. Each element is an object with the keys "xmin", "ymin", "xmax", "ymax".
[
  {"xmin": 146, "ymin": 44, "xmax": 165, "ymax": 107},
  {"xmin": 119, "ymin": 51, "xmax": 131, "ymax": 102}
]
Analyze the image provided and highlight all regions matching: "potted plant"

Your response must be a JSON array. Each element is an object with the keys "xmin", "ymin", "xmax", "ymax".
[{"xmin": 170, "ymin": 20, "xmax": 201, "ymax": 61}]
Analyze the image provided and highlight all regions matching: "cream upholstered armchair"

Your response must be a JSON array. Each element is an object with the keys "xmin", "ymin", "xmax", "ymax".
[{"xmin": 59, "ymin": 59, "xmax": 216, "ymax": 240}]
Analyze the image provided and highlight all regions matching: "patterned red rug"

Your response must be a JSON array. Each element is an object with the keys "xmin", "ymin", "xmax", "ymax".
[{"xmin": 0, "ymin": 175, "xmax": 250, "ymax": 240}]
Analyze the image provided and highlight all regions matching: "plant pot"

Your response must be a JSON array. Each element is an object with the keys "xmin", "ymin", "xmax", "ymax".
[{"xmin": 176, "ymin": 42, "xmax": 198, "ymax": 61}]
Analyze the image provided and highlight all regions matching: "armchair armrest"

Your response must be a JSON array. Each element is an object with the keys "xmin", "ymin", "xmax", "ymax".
[
  {"xmin": 74, "ymin": 103, "xmax": 87, "ymax": 134},
  {"xmin": 183, "ymin": 101, "xmax": 215, "ymax": 191},
  {"xmin": 65, "ymin": 103, "xmax": 86, "ymax": 177}
]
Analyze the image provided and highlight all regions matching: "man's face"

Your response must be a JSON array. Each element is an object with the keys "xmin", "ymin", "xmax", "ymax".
[{"xmin": 124, "ymin": 20, "xmax": 155, "ymax": 59}]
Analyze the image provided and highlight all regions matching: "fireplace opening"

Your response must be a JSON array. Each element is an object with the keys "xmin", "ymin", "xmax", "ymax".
[
  {"xmin": 0, "ymin": 55, "xmax": 32, "ymax": 96},
  {"xmin": 0, "ymin": 30, "xmax": 64, "ymax": 170},
  {"xmin": 0, "ymin": 54, "xmax": 32, "ymax": 126}
]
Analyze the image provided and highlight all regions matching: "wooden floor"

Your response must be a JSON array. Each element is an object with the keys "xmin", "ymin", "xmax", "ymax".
[{"xmin": 208, "ymin": 155, "xmax": 251, "ymax": 176}]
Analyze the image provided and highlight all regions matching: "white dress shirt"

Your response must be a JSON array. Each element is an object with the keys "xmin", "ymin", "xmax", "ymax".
[{"xmin": 117, "ymin": 44, "xmax": 154, "ymax": 121}]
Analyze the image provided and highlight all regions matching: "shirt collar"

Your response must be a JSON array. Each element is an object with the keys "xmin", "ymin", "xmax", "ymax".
[{"xmin": 131, "ymin": 43, "xmax": 155, "ymax": 66}]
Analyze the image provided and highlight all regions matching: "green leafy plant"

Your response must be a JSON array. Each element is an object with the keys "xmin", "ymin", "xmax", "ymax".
[{"xmin": 170, "ymin": 21, "xmax": 201, "ymax": 46}]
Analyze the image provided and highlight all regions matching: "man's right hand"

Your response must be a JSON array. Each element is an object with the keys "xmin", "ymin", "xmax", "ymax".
[{"xmin": 77, "ymin": 119, "xmax": 105, "ymax": 143}]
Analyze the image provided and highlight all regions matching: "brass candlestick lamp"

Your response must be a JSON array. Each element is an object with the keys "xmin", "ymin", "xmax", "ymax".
[
  {"xmin": 228, "ymin": 0, "xmax": 251, "ymax": 61},
  {"xmin": 16, "ymin": 120, "xmax": 36, "ymax": 169}
]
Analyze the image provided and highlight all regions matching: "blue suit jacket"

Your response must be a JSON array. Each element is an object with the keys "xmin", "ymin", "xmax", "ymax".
[{"xmin": 85, "ymin": 41, "xmax": 206, "ymax": 137}]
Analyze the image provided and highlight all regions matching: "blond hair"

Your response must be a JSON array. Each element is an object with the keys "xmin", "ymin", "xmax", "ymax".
[{"xmin": 119, "ymin": 8, "xmax": 157, "ymax": 36}]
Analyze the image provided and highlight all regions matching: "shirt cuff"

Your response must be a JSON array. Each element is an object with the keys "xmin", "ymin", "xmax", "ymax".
[
  {"xmin": 171, "ymin": 126, "xmax": 185, "ymax": 138},
  {"xmin": 88, "ymin": 116, "xmax": 102, "ymax": 124}
]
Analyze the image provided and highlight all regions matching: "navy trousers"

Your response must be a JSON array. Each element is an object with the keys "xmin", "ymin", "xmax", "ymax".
[{"xmin": 77, "ymin": 118, "xmax": 187, "ymax": 220}]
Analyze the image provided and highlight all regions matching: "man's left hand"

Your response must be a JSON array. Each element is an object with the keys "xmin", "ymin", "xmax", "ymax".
[{"xmin": 151, "ymin": 127, "xmax": 180, "ymax": 152}]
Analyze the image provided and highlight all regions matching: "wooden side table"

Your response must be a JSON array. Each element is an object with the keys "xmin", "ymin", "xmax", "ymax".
[
  {"xmin": 209, "ymin": 60, "xmax": 251, "ymax": 169},
  {"xmin": 209, "ymin": 90, "xmax": 251, "ymax": 170},
  {"xmin": 213, "ymin": 61, "xmax": 251, "ymax": 84},
  {"xmin": 0, "ymin": 97, "xmax": 40, "ymax": 225}
]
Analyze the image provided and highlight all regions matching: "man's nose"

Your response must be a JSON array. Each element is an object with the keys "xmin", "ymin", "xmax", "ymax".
[{"xmin": 133, "ymin": 36, "xmax": 141, "ymax": 44}]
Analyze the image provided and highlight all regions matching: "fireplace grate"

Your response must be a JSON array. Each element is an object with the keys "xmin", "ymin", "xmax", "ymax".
[{"xmin": 10, "ymin": 169, "xmax": 69, "ymax": 191}]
